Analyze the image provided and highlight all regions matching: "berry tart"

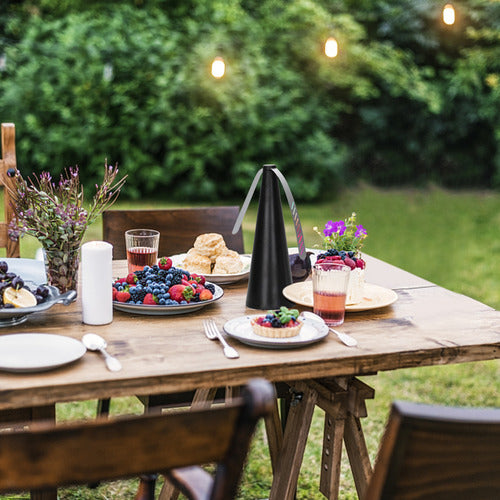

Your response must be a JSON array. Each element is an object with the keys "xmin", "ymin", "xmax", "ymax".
[{"xmin": 251, "ymin": 307, "xmax": 303, "ymax": 338}]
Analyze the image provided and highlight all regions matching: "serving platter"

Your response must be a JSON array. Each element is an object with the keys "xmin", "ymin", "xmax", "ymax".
[
  {"xmin": 113, "ymin": 283, "xmax": 224, "ymax": 315},
  {"xmin": 0, "ymin": 258, "xmax": 76, "ymax": 327},
  {"xmin": 282, "ymin": 281, "xmax": 398, "ymax": 312},
  {"xmin": 0, "ymin": 333, "xmax": 86, "ymax": 373},
  {"xmin": 170, "ymin": 254, "xmax": 251, "ymax": 284},
  {"xmin": 223, "ymin": 314, "xmax": 329, "ymax": 349}
]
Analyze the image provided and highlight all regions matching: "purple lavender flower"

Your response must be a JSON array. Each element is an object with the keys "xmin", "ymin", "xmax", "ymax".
[
  {"xmin": 355, "ymin": 225, "xmax": 367, "ymax": 238},
  {"xmin": 323, "ymin": 220, "xmax": 346, "ymax": 237}
]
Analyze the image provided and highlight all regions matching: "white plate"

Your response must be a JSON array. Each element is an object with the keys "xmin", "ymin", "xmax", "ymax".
[
  {"xmin": 170, "ymin": 254, "xmax": 251, "ymax": 284},
  {"xmin": 282, "ymin": 281, "xmax": 398, "ymax": 312},
  {"xmin": 113, "ymin": 283, "xmax": 224, "ymax": 315},
  {"xmin": 0, "ymin": 333, "xmax": 86, "ymax": 373},
  {"xmin": 223, "ymin": 314, "xmax": 329, "ymax": 349}
]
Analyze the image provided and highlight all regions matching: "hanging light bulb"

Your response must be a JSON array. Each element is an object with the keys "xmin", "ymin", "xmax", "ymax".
[
  {"xmin": 211, "ymin": 57, "xmax": 225, "ymax": 78},
  {"xmin": 442, "ymin": 4, "xmax": 456, "ymax": 25},
  {"xmin": 324, "ymin": 37, "xmax": 339, "ymax": 58}
]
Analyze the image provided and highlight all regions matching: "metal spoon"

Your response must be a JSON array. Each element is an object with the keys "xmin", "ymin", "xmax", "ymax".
[
  {"xmin": 82, "ymin": 333, "xmax": 122, "ymax": 372},
  {"xmin": 299, "ymin": 311, "xmax": 358, "ymax": 347}
]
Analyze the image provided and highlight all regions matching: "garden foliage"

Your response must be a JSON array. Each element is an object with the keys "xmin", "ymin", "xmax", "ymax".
[{"xmin": 1, "ymin": 0, "xmax": 499, "ymax": 200}]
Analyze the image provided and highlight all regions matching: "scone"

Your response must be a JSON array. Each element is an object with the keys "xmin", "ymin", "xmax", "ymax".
[
  {"xmin": 251, "ymin": 307, "xmax": 303, "ymax": 338},
  {"xmin": 193, "ymin": 233, "xmax": 227, "ymax": 261},
  {"xmin": 213, "ymin": 250, "xmax": 243, "ymax": 274},
  {"xmin": 181, "ymin": 248, "xmax": 212, "ymax": 274}
]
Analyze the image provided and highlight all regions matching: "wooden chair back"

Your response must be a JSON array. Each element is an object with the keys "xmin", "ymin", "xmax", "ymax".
[
  {"xmin": 0, "ymin": 123, "xmax": 20, "ymax": 257},
  {"xmin": 364, "ymin": 400, "xmax": 500, "ymax": 500},
  {"xmin": 0, "ymin": 378, "xmax": 274, "ymax": 500},
  {"xmin": 103, "ymin": 207, "xmax": 244, "ymax": 260}
]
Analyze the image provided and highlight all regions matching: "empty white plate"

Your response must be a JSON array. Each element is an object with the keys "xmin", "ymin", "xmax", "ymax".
[{"xmin": 0, "ymin": 333, "xmax": 86, "ymax": 373}]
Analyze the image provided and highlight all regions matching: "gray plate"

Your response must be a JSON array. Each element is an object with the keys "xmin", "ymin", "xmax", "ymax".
[
  {"xmin": 223, "ymin": 315, "xmax": 329, "ymax": 349},
  {"xmin": 113, "ymin": 283, "xmax": 223, "ymax": 315},
  {"xmin": 0, "ymin": 258, "xmax": 76, "ymax": 328}
]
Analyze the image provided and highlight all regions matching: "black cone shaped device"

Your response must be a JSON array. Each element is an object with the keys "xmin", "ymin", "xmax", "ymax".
[{"xmin": 232, "ymin": 164, "xmax": 307, "ymax": 310}]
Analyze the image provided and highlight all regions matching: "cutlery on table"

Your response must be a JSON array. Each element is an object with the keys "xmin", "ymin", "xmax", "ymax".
[
  {"xmin": 82, "ymin": 333, "xmax": 122, "ymax": 372},
  {"xmin": 299, "ymin": 311, "xmax": 358, "ymax": 347},
  {"xmin": 203, "ymin": 319, "xmax": 239, "ymax": 359}
]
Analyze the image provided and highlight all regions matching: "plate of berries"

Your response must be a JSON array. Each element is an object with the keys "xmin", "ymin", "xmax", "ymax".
[{"xmin": 112, "ymin": 264, "xmax": 224, "ymax": 315}]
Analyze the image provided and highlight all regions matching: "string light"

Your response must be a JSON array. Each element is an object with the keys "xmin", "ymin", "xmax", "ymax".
[
  {"xmin": 442, "ymin": 4, "xmax": 456, "ymax": 25},
  {"xmin": 211, "ymin": 57, "xmax": 225, "ymax": 78},
  {"xmin": 324, "ymin": 37, "xmax": 339, "ymax": 58}
]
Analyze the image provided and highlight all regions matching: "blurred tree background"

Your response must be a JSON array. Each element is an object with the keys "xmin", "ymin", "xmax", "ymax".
[{"xmin": 1, "ymin": 0, "xmax": 499, "ymax": 200}]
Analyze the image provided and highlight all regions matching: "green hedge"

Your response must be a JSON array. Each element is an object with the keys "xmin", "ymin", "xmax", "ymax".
[{"xmin": 1, "ymin": 0, "xmax": 499, "ymax": 200}]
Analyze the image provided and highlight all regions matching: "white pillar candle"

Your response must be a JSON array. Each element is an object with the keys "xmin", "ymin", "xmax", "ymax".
[{"xmin": 81, "ymin": 241, "xmax": 113, "ymax": 325}]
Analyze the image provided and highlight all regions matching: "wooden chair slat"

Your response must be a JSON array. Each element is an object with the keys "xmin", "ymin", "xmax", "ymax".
[
  {"xmin": 0, "ymin": 123, "xmax": 20, "ymax": 258},
  {"xmin": 365, "ymin": 401, "xmax": 500, "ymax": 500},
  {"xmin": 0, "ymin": 379, "xmax": 275, "ymax": 499},
  {"xmin": 103, "ymin": 207, "xmax": 244, "ymax": 260}
]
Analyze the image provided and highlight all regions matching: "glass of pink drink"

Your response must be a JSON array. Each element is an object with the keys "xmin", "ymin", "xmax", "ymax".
[
  {"xmin": 312, "ymin": 262, "xmax": 350, "ymax": 326},
  {"xmin": 125, "ymin": 229, "xmax": 160, "ymax": 273}
]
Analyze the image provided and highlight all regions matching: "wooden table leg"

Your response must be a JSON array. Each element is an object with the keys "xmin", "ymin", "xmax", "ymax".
[
  {"xmin": 264, "ymin": 397, "xmax": 284, "ymax": 474},
  {"xmin": 30, "ymin": 405, "xmax": 57, "ymax": 500},
  {"xmin": 269, "ymin": 382, "xmax": 317, "ymax": 500},
  {"xmin": 319, "ymin": 414, "xmax": 345, "ymax": 500}
]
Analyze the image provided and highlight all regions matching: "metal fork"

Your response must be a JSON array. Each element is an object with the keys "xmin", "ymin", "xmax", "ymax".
[{"xmin": 203, "ymin": 319, "xmax": 239, "ymax": 359}]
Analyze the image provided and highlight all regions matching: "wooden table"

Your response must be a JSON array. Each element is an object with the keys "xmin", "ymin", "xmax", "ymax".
[{"xmin": 0, "ymin": 256, "xmax": 498, "ymax": 499}]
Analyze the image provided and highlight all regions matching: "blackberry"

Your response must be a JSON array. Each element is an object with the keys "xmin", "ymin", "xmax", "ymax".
[
  {"xmin": 134, "ymin": 289, "xmax": 147, "ymax": 302},
  {"xmin": 171, "ymin": 274, "xmax": 183, "ymax": 285},
  {"xmin": 271, "ymin": 317, "xmax": 282, "ymax": 328},
  {"xmin": 205, "ymin": 283, "xmax": 215, "ymax": 294}
]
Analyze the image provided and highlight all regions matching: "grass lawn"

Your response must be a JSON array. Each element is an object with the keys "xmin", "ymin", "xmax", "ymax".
[{"xmin": 6, "ymin": 185, "xmax": 499, "ymax": 499}]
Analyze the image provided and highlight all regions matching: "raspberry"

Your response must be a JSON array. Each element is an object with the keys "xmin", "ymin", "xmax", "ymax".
[{"xmin": 343, "ymin": 257, "xmax": 356, "ymax": 270}]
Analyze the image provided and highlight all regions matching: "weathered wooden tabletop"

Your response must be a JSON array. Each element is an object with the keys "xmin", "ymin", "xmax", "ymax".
[{"xmin": 0, "ymin": 256, "xmax": 497, "ymax": 411}]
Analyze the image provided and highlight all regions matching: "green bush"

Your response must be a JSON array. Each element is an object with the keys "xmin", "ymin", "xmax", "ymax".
[{"xmin": 1, "ymin": 0, "xmax": 499, "ymax": 198}]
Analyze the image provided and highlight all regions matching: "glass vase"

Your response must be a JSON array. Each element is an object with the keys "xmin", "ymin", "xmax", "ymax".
[{"xmin": 43, "ymin": 246, "xmax": 80, "ymax": 294}]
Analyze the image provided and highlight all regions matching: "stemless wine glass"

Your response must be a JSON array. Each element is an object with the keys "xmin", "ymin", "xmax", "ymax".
[
  {"xmin": 125, "ymin": 229, "xmax": 160, "ymax": 273},
  {"xmin": 312, "ymin": 262, "xmax": 350, "ymax": 326}
]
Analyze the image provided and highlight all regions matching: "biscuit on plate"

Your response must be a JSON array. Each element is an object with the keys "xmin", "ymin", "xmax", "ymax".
[
  {"xmin": 193, "ymin": 233, "xmax": 227, "ymax": 261},
  {"xmin": 213, "ymin": 253, "xmax": 243, "ymax": 274},
  {"xmin": 182, "ymin": 248, "xmax": 212, "ymax": 274}
]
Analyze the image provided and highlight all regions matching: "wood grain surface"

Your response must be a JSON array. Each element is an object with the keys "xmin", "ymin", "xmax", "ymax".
[{"xmin": 0, "ymin": 258, "xmax": 497, "ymax": 411}]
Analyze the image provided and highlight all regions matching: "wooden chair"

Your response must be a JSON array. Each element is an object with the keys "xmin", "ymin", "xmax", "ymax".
[
  {"xmin": 103, "ymin": 207, "xmax": 245, "ymax": 260},
  {"xmin": 0, "ymin": 123, "xmax": 20, "ymax": 257},
  {"xmin": 364, "ymin": 400, "xmax": 500, "ymax": 500},
  {"xmin": 0, "ymin": 378, "xmax": 275, "ymax": 500}
]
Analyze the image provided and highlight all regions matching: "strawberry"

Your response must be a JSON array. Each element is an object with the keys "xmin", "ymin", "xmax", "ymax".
[
  {"xmin": 158, "ymin": 256, "xmax": 172, "ymax": 270},
  {"xmin": 143, "ymin": 293, "xmax": 157, "ymax": 305},
  {"xmin": 126, "ymin": 273, "xmax": 137, "ymax": 285},
  {"xmin": 169, "ymin": 284, "xmax": 185, "ymax": 302},
  {"xmin": 190, "ymin": 273, "xmax": 206, "ymax": 285},
  {"xmin": 116, "ymin": 277, "xmax": 127, "ymax": 284},
  {"xmin": 112, "ymin": 287, "xmax": 118, "ymax": 300},
  {"xmin": 181, "ymin": 278, "xmax": 190, "ymax": 286},
  {"xmin": 199, "ymin": 288, "xmax": 213, "ymax": 301},
  {"xmin": 116, "ymin": 290, "xmax": 131, "ymax": 303},
  {"xmin": 169, "ymin": 284, "xmax": 194, "ymax": 303}
]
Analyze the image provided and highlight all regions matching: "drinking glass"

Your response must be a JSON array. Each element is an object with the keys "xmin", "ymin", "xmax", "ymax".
[
  {"xmin": 125, "ymin": 229, "xmax": 160, "ymax": 273},
  {"xmin": 312, "ymin": 262, "xmax": 350, "ymax": 326}
]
